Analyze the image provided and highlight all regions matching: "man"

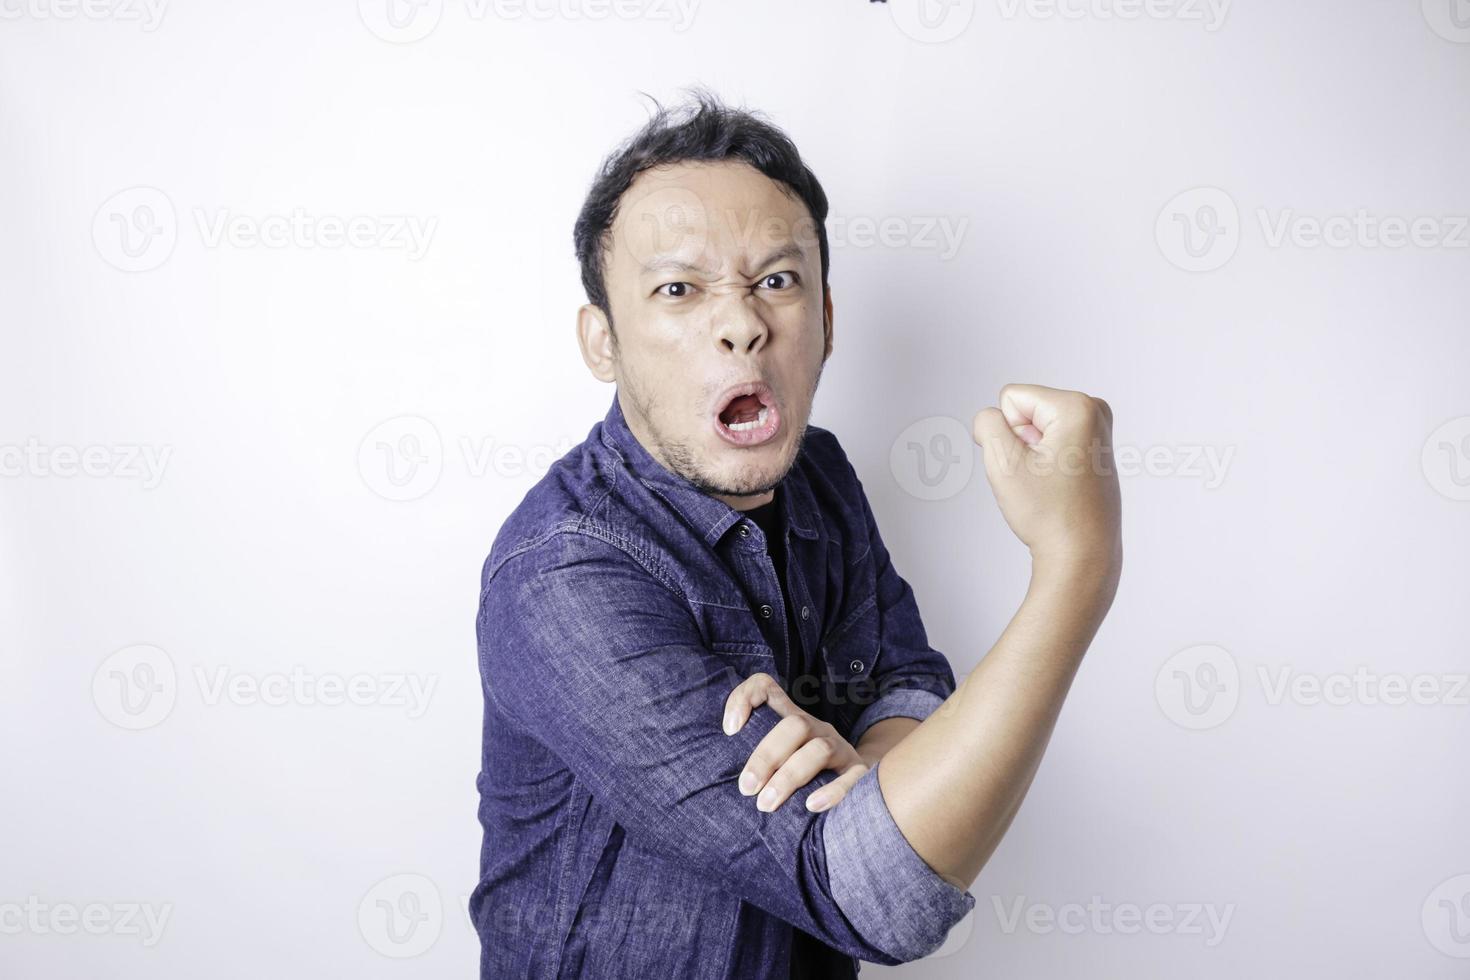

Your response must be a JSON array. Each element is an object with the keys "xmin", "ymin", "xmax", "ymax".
[{"xmin": 471, "ymin": 88, "xmax": 1122, "ymax": 978}]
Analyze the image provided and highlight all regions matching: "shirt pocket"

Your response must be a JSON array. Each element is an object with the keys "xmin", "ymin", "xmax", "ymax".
[
  {"xmin": 820, "ymin": 592, "xmax": 880, "ymax": 680},
  {"xmin": 700, "ymin": 603, "xmax": 779, "ymax": 666},
  {"xmin": 818, "ymin": 591, "xmax": 884, "ymax": 736},
  {"xmin": 703, "ymin": 630, "xmax": 776, "ymax": 695}
]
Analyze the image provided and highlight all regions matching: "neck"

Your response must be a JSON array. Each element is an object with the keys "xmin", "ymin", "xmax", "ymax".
[{"xmin": 718, "ymin": 488, "xmax": 775, "ymax": 512}]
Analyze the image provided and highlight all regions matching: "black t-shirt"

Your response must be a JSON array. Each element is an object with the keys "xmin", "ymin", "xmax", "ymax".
[{"xmin": 741, "ymin": 486, "xmax": 858, "ymax": 980}]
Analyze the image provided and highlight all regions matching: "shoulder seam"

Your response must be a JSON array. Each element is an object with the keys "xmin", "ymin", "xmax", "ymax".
[{"xmin": 480, "ymin": 522, "xmax": 688, "ymax": 607}]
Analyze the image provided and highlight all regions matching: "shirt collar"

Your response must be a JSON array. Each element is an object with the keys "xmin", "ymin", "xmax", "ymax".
[{"xmin": 598, "ymin": 390, "xmax": 819, "ymax": 548}]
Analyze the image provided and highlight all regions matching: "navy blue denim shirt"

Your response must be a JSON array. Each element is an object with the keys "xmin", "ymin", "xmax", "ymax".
[{"xmin": 472, "ymin": 392, "xmax": 975, "ymax": 978}]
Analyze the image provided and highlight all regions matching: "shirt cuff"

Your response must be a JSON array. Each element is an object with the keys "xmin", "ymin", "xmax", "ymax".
[
  {"xmin": 848, "ymin": 688, "xmax": 946, "ymax": 747},
  {"xmin": 823, "ymin": 760, "xmax": 976, "ymax": 962}
]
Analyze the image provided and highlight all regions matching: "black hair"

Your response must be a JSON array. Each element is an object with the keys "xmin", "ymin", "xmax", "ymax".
[{"xmin": 572, "ymin": 85, "xmax": 831, "ymax": 336}]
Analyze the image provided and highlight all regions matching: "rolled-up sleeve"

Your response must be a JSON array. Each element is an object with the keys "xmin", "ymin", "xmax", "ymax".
[
  {"xmin": 848, "ymin": 688, "xmax": 948, "ymax": 746},
  {"xmin": 826, "ymin": 761, "xmax": 976, "ymax": 960},
  {"xmin": 478, "ymin": 528, "xmax": 974, "ymax": 965}
]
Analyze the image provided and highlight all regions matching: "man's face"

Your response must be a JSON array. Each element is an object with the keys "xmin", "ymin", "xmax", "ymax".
[{"xmin": 580, "ymin": 159, "xmax": 833, "ymax": 512}]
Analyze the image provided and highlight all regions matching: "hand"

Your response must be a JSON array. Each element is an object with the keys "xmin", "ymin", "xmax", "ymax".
[
  {"xmin": 971, "ymin": 384, "xmax": 1122, "ymax": 574},
  {"xmin": 722, "ymin": 672, "xmax": 867, "ymax": 814}
]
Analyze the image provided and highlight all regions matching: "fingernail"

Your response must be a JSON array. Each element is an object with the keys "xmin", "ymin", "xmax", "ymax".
[
  {"xmin": 806, "ymin": 791, "xmax": 831, "ymax": 812},
  {"xmin": 723, "ymin": 712, "xmax": 736, "ymax": 735},
  {"xmin": 739, "ymin": 771, "xmax": 757, "ymax": 795},
  {"xmin": 757, "ymin": 786, "xmax": 777, "ymax": 812}
]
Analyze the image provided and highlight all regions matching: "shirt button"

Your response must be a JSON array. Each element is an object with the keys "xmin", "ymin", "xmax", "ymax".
[
  {"xmin": 759, "ymin": 604, "xmax": 773, "ymax": 619},
  {"xmin": 801, "ymin": 606, "xmax": 809, "ymax": 621},
  {"xmin": 738, "ymin": 524, "xmax": 750, "ymax": 537},
  {"xmin": 849, "ymin": 659, "xmax": 864, "ymax": 673}
]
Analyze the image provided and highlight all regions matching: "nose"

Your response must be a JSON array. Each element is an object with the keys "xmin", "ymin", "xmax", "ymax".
[{"xmin": 712, "ymin": 293, "xmax": 769, "ymax": 356}]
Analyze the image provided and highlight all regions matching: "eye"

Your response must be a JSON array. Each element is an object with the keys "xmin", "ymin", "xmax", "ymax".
[
  {"xmin": 655, "ymin": 282, "xmax": 695, "ymax": 299},
  {"xmin": 759, "ymin": 271, "xmax": 799, "ymax": 290}
]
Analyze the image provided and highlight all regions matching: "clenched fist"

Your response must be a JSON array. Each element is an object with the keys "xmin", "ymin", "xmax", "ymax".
[{"xmin": 972, "ymin": 384, "xmax": 1122, "ymax": 577}]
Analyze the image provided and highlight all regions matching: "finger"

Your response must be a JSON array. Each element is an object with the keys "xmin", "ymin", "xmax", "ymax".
[
  {"xmin": 806, "ymin": 762, "xmax": 869, "ymax": 813},
  {"xmin": 739, "ymin": 714, "xmax": 816, "ymax": 798},
  {"xmin": 755, "ymin": 734, "xmax": 841, "ymax": 813},
  {"xmin": 997, "ymin": 383, "xmax": 1068, "ymax": 440},
  {"xmin": 973, "ymin": 405, "xmax": 1030, "ymax": 475},
  {"xmin": 971, "ymin": 405, "xmax": 1023, "ymax": 452},
  {"xmin": 723, "ymin": 672, "xmax": 797, "ymax": 736}
]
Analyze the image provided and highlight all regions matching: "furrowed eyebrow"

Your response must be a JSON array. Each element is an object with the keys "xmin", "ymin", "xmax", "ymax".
[
  {"xmin": 641, "ymin": 256, "xmax": 715, "ymax": 276},
  {"xmin": 640, "ymin": 243, "xmax": 807, "ymax": 279}
]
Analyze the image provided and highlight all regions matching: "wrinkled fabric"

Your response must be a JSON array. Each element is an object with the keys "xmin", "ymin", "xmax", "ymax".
[{"xmin": 472, "ymin": 391, "xmax": 975, "ymax": 978}]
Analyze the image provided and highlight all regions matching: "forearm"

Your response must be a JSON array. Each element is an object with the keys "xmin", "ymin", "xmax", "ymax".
[
  {"xmin": 854, "ymin": 716, "xmax": 920, "ymax": 769},
  {"xmin": 873, "ymin": 555, "xmax": 1119, "ymax": 888}
]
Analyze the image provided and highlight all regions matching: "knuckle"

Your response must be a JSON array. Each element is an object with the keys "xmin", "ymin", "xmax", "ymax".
[
  {"xmin": 998, "ymin": 382, "xmax": 1021, "ymax": 403},
  {"xmin": 750, "ymin": 752, "xmax": 779, "ymax": 779},
  {"xmin": 773, "ymin": 715, "xmax": 804, "ymax": 739}
]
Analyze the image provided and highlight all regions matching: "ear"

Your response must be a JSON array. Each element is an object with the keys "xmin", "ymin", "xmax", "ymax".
[
  {"xmin": 577, "ymin": 303, "xmax": 618, "ymax": 383},
  {"xmin": 821, "ymin": 285, "xmax": 834, "ymax": 363}
]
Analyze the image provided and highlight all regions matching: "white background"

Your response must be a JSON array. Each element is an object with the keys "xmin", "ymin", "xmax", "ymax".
[{"xmin": 3, "ymin": 1, "xmax": 1469, "ymax": 976}]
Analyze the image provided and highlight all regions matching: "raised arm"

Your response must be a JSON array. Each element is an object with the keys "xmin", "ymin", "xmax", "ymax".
[{"xmin": 868, "ymin": 383, "xmax": 1123, "ymax": 888}]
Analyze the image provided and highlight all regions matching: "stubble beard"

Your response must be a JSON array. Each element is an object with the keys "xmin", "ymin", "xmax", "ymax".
[{"xmin": 622, "ymin": 358, "xmax": 824, "ymax": 502}]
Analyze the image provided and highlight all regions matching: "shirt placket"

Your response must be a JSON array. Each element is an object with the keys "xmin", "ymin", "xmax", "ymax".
[
  {"xmin": 735, "ymin": 516, "xmax": 820, "ymax": 693},
  {"xmin": 732, "ymin": 518, "xmax": 792, "ymax": 684},
  {"xmin": 782, "ymin": 535, "xmax": 829, "ymax": 719},
  {"xmin": 782, "ymin": 535, "xmax": 817, "ymax": 676}
]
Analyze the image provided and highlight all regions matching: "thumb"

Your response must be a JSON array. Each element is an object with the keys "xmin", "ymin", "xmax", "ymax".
[{"xmin": 973, "ymin": 405, "xmax": 1025, "ymax": 453}]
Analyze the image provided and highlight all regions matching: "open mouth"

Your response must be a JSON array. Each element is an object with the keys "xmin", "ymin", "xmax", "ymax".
[{"xmin": 713, "ymin": 381, "xmax": 781, "ymax": 447}]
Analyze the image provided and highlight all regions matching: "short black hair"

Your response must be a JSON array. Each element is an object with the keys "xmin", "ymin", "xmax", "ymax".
[{"xmin": 572, "ymin": 85, "xmax": 831, "ymax": 335}]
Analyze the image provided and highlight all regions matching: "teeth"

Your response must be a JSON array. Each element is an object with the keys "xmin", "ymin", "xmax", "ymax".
[{"xmin": 725, "ymin": 406, "xmax": 769, "ymax": 432}]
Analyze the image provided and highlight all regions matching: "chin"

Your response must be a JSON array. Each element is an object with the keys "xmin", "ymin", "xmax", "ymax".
[{"xmin": 708, "ymin": 448, "xmax": 789, "ymax": 492}]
